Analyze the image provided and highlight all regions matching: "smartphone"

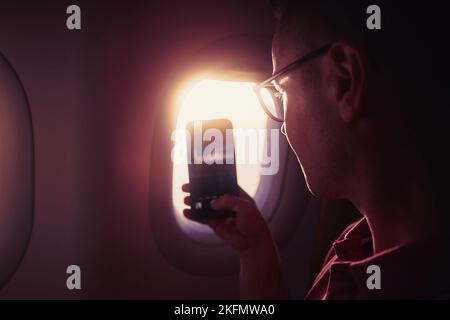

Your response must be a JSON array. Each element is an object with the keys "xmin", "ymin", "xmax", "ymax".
[{"xmin": 186, "ymin": 118, "xmax": 239, "ymax": 220}]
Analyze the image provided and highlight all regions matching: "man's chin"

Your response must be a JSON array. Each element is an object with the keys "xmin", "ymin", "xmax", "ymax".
[
  {"xmin": 304, "ymin": 175, "xmax": 336, "ymax": 200},
  {"xmin": 305, "ymin": 180, "xmax": 321, "ymax": 198},
  {"xmin": 298, "ymin": 163, "xmax": 322, "ymax": 197},
  {"xmin": 297, "ymin": 158, "xmax": 338, "ymax": 199}
]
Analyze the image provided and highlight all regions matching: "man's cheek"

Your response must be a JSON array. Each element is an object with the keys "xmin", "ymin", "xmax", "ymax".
[
  {"xmin": 284, "ymin": 121, "xmax": 303, "ymax": 159},
  {"xmin": 284, "ymin": 107, "xmax": 299, "ymax": 147}
]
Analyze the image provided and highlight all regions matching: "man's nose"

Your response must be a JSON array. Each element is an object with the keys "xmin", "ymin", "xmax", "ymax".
[{"xmin": 281, "ymin": 123, "xmax": 287, "ymax": 136}]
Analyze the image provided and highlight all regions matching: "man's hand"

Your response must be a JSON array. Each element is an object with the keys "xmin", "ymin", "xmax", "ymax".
[
  {"xmin": 182, "ymin": 183, "xmax": 287, "ymax": 299},
  {"xmin": 182, "ymin": 184, "xmax": 273, "ymax": 254}
]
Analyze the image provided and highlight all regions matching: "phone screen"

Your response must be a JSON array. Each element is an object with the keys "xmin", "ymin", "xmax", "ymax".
[{"xmin": 186, "ymin": 119, "xmax": 239, "ymax": 220}]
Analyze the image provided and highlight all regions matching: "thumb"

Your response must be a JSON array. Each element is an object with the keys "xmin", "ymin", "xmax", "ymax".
[
  {"xmin": 210, "ymin": 194, "xmax": 254, "ymax": 214},
  {"xmin": 210, "ymin": 194, "xmax": 241, "ymax": 211}
]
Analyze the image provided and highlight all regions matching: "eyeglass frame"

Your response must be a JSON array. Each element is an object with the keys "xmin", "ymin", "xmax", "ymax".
[{"xmin": 254, "ymin": 43, "xmax": 333, "ymax": 122}]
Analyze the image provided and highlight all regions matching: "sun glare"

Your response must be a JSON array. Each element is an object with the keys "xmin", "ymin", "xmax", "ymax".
[{"xmin": 172, "ymin": 79, "xmax": 268, "ymax": 230}]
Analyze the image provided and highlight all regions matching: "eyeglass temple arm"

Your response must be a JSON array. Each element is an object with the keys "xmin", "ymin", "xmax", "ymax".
[{"xmin": 255, "ymin": 43, "xmax": 333, "ymax": 89}]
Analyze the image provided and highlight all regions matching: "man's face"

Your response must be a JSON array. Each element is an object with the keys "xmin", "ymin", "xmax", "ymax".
[{"xmin": 272, "ymin": 30, "xmax": 348, "ymax": 199}]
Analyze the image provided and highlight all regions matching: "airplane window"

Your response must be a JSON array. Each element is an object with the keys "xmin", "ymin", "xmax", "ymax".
[
  {"xmin": 0, "ymin": 52, "xmax": 34, "ymax": 288},
  {"xmin": 171, "ymin": 79, "xmax": 276, "ymax": 240}
]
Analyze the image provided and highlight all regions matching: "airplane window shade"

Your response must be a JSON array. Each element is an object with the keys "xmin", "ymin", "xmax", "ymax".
[{"xmin": 172, "ymin": 79, "xmax": 275, "ymax": 239}]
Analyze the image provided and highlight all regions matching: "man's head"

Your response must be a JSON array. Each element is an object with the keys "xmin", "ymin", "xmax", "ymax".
[{"xmin": 271, "ymin": 0, "xmax": 448, "ymax": 202}]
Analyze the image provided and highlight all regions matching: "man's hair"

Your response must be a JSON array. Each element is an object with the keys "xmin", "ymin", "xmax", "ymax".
[{"xmin": 271, "ymin": 1, "xmax": 445, "ymax": 78}]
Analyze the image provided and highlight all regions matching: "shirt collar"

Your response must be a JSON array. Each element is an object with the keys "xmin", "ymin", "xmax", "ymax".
[
  {"xmin": 330, "ymin": 217, "xmax": 450, "ymax": 299},
  {"xmin": 332, "ymin": 217, "xmax": 373, "ymax": 262}
]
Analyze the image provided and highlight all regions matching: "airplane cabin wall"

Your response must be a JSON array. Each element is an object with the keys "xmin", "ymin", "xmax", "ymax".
[{"xmin": 0, "ymin": 0, "xmax": 321, "ymax": 299}]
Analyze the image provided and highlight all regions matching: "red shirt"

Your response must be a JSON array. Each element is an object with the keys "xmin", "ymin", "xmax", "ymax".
[{"xmin": 305, "ymin": 217, "xmax": 450, "ymax": 299}]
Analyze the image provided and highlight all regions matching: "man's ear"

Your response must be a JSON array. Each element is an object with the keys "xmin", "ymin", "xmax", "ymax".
[{"xmin": 326, "ymin": 42, "xmax": 366, "ymax": 123}]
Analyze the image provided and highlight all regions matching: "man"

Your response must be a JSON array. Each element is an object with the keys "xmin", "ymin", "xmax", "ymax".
[{"xmin": 183, "ymin": 0, "xmax": 449, "ymax": 299}]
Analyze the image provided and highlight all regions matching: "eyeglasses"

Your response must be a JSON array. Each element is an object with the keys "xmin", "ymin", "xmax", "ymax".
[{"xmin": 254, "ymin": 43, "xmax": 332, "ymax": 122}]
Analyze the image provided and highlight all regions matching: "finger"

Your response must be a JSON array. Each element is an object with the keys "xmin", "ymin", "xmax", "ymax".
[
  {"xmin": 210, "ymin": 194, "xmax": 238, "ymax": 211},
  {"xmin": 224, "ymin": 216, "xmax": 236, "ymax": 225},
  {"xmin": 210, "ymin": 194, "xmax": 254, "ymax": 214},
  {"xmin": 204, "ymin": 216, "xmax": 236, "ymax": 230},
  {"xmin": 183, "ymin": 209, "xmax": 211, "ymax": 226},
  {"xmin": 238, "ymin": 186, "xmax": 256, "ymax": 205},
  {"xmin": 183, "ymin": 209, "xmax": 226, "ymax": 227},
  {"xmin": 183, "ymin": 208, "xmax": 191, "ymax": 217},
  {"xmin": 184, "ymin": 196, "xmax": 191, "ymax": 206},
  {"xmin": 181, "ymin": 183, "xmax": 190, "ymax": 192}
]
